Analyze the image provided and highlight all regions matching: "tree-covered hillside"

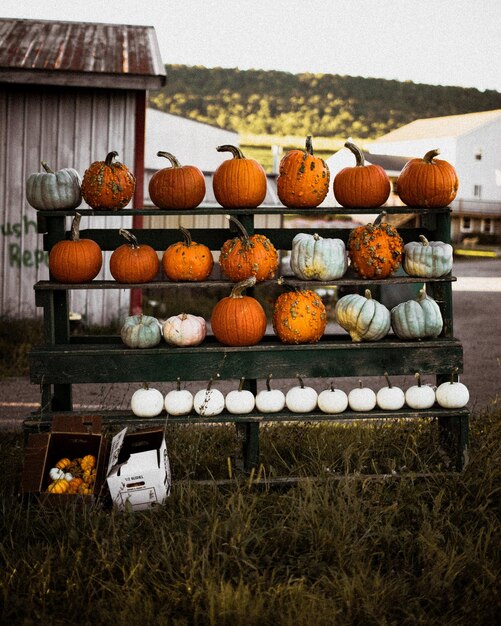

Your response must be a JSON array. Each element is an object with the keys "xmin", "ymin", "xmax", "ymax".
[{"xmin": 149, "ymin": 65, "xmax": 501, "ymax": 140}]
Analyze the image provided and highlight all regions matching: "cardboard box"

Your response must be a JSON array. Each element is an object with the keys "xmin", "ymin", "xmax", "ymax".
[
  {"xmin": 21, "ymin": 415, "xmax": 108, "ymax": 505},
  {"xmin": 106, "ymin": 427, "xmax": 171, "ymax": 512}
]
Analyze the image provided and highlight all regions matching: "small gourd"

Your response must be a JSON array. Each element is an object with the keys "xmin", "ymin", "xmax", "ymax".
[
  {"xmin": 376, "ymin": 372, "xmax": 405, "ymax": 411},
  {"xmin": 225, "ymin": 378, "xmax": 256, "ymax": 415},
  {"xmin": 49, "ymin": 467, "xmax": 65, "ymax": 481},
  {"xmin": 334, "ymin": 289, "xmax": 391, "ymax": 342},
  {"xmin": 55, "ymin": 457, "xmax": 72, "ymax": 470},
  {"xmin": 162, "ymin": 313, "xmax": 207, "ymax": 347},
  {"xmin": 130, "ymin": 384, "xmax": 164, "ymax": 418},
  {"xmin": 26, "ymin": 160, "xmax": 82, "ymax": 210},
  {"xmin": 80, "ymin": 455, "xmax": 96, "ymax": 472},
  {"xmin": 255, "ymin": 374, "xmax": 286, "ymax": 413},
  {"xmin": 164, "ymin": 378, "xmax": 194, "ymax": 416},
  {"xmin": 348, "ymin": 380, "xmax": 377, "ymax": 412},
  {"xmin": 403, "ymin": 235, "xmax": 453, "ymax": 278},
  {"xmin": 391, "ymin": 287, "xmax": 443, "ymax": 340},
  {"xmin": 290, "ymin": 232, "xmax": 347, "ymax": 280},
  {"xmin": 405, "ymin": 372, "xmax": 436, "ymax": 409},
  {"xmin": 435, "ymin": 368, "xmax": 469, "ymax": 409},
  {"xmin": 121, "ymin": 314, "xmax": 162, "ymax": 349},
  {"xmin": 317, "ymin": 382, "xmax": 348, "ymax": 414},
  {"xmin": 193, "ymin": 377, "xmax": 225, "ymax": 417},
  {"xmin": 47, "ymin": 479, "xmax": 70, "ymax": 494},
  {"xmin": 285, "ymin": 375, "xmax": 318, "ymax": 413}
]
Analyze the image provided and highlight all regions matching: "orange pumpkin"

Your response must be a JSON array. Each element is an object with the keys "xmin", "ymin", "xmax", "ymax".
[
  {"xmin": 272, "ymin": 289, "xmax": 327, "ymax": 344},
  {"xmin": 149, "ymin": 151, "xmax": 206, "ymax": 210},
  {"xmin": 277, "ymin": 136, "xmax": 330, "ymax": 208},
  {"xmin": 219, "ymin": 215, "xmax": 278, "ymax": 283},
  {"xmin": 49, "ymin": 213, "xmax": 103, "ymax": 283},
  {"xmin": 110, "ymin": 229, "xmax": 159, "ymax": 283},
  {"xmin": 211, "ymin": 276, "xmax": 267, "ymax": 346},
  {"xmin": 347, "ymin": 211, "xmax": 404, "ymax": 279},
  {"xmin": 333, "ymin": 141, "xmax": 391, "ymax": 208},
  {"xmin": 396, "ymin": 148, "xmax": 459, "ymax": 208},
  {"xmin": 162, "ymin": 227, "xmax": 214, "ymax": 281},
  {"xmin": 81, "ymin": 151, "xmax": 136, "ymax": 210},
  {"xmin": 213, "ymin": 145, "xmax": 267, "ymax": 208}
]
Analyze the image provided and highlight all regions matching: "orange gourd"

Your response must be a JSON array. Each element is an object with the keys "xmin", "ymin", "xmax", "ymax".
[
  {"xmin": 277, "ymin": 136, "xmax": 330, "ymax": 208},
  {"xmin": 80, "ymin": 455, "xmax": 96, "ymax": 471},
  {"xmin": 81, "ymin": 151, "xmax": 136, "ymax": 210},
  {"xmin": 162, "ymin": 227, "xmax": 214, "ymax": 281},
  {"xmin": 213, "ymin": 145, "xmax": 267, "ymax": 208},
  {"xmin": 110, "ymin": 229, "xmax": 159, "ymax": 284},
  {"xmin": 333, "ymin": 141, "xmax": 391, "ymax": 208},
  {"xmin": 49, "ymin": 213, "xmax": 103, "ymax": 283},
  {"xmin": 396, "ymin": 148, "xmax": 459, "ymax": 208},
  {"xmin": 211, "ymin": 276, "xmax": 267, "ymax": 346},
  {"xmin": 347, "ymin": 211, "xmax": 404, "ymax": 279},
  {"xmin": 272, "ymin": 289, "xmax": 327, "ymax": 344},
  {"xmin": 55, "ymin": 457, "xmax": 72, "ymax": 470},
  {"xmin": 149, "ymin": 151, "xmax": 206, "ymax": 209},
  {"xmin": 219, "ymin": 215, "xmax": 278, "ymax": 283},
  {"xmin": 47, "ymin": 479, "xmax": 70, "ymax": 494}
]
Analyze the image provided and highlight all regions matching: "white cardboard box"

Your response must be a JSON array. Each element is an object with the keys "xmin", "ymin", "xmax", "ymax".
[{"xmin": 106, "ymin": 427, "xmax": 171, "ymax": 512}]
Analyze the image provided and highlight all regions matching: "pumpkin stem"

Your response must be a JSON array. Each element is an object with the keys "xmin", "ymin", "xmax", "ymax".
[
  {"xmin": 305, "ymin": 135, "xmax": 314, "ymax": 155},
  {"xmin": 142, "ymin": 382, "xmax": 150, "ymax": 390},
  {"xmin": 179, "ymin": 226, "xmax": 193, "ymax": 247},
  {"xmin": 297, "ymin": 374, "xmax": 305, "ymax": 389},
  {"xmin": 313, "ymin": 233, "xmax": 321, "ymax": 241},
  {"xmin": 118, "ymin": 228, "xmax": 139, "ymax": 248},
  {"xmin": 176, "ymin": 377, "xmax": 181, "ymax": 391},
  {"xmin": 358, "ymin": 379, "xmax": 363, "ymax": 389},
  {"xmin": 238, "ymin": 377, "xmax": 246, "ymax": 392},
  {"xmin": 70, "ymin": 213, "xmax": 82, "ymax": 242},
  {"xmin": 157, "ymin": 151, "xmax": 182, "ymax": 168},
  {"xmin": 373, "ymin": 211, "xmax": 388, "ymax": 228},
  {"xmin": 330, "ymin": 381, "xmax": 335, "ymax": 392},
  {"xmin": 216, "ymin": 145, "xmax": 246, "ymax": 159},
  {"xmin": 417, "ymin": 285, "xmax": 428, "ymax": 301},
  {"xmin": 423, "ymin": 149, "xmax": 440, "ymax": 163},
  {"xmin": 345, "ymin": 141, "xmax": 365, "ymax": 167},
  {"xmin": 415, "ymin": 372, "xmax": 422, "ymax": 387},
  {"xmin": 266, "ymin": 374, "xmax": 273, "ymax": 392},
  {"xmin": 206, "ymin": 373, "xmax": 220, "ymax": 391},
  {"xmin": 229, "ymin": 275, "xmax": 257, "ymax": 298},
  {"xmin": 419, "ymin": 234, "xmax": 430, "ymax": 246},
  {"xmin": 225, "ymin": 214, "xmax": 250, "ymax": 243},
  {"xmin": 41, "ymin": 161, "xmax": 54, "ymax": 173},
  {"xmin": 364, "ymin": 289, "xmax": 373, "ymax": 300},
  {"xmin": 384, "ymin": 372, "xmax": 393, "ymax": 388},
  {"xmin": 450, "ymin": 366, "xmax": 459, "ymax": 384},
  {"xmin": 105, "ymin": 151, "xmax": 119, "ymax": 166}
]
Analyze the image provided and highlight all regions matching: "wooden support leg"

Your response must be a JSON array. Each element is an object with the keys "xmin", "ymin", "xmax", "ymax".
[
  {"xmin": 438, "ymin": 412, "xmax": 469, "ymax": 471},
  {"xmin": 235, "ymin": 422, "xmax": 260, "ymax": 473}
]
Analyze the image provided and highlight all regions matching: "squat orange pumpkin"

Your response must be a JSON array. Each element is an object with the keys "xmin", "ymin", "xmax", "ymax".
[
  {"xmin": 162, "ymin": 227, "xmax": 214, "ymax": 281},
  {"xmin": 81, "ymin": 151, "xmax": 136, "ymax": 210},
  {"xmin": 110, "ymin": 229, "xmax": 159, "ymax": 283},
  {"xmin": 213, "ymin": 145, "xmax": 267, "ymax": 208},
  {"xmin": 149, "ymin": 151, "xmax": 206, "ymax": 210},
  {"xmin": 272, "ymin": 289, "xmax": 327, "ymax": 344}
]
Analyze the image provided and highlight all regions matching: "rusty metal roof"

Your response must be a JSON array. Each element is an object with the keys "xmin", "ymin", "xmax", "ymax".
[{"xmin": 0, "ymin": 18, "xmax": 166, "ymax": 90}]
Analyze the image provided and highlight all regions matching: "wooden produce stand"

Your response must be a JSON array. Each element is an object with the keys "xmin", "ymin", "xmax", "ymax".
[{"xmin": 25, "ymin": 206, "xmax": 469, "ymax": 474}]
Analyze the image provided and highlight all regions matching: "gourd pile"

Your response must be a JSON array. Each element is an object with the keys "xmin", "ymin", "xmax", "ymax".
[{"xmin": 46, "ymin": 454, "xmax": 97, "ymax": 495}]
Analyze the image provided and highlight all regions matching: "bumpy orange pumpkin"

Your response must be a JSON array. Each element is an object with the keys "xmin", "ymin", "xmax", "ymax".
[
  {"xmin": 213, "ymin": 145, "xmax": 267, "ymax": 208},
  {"xmin": 49, "ymin": 213, "xmax": 103, "ymax": 283},
  {"xmin": 272, "ymin": 289, "xmax": 327, "ymax": 344},
  {"xmin": 149, "ymin": 151, "xmax": 206, "ymax": 210},
  {"xmin": 277, "ymin": 136, "xmax": 330, "ymax": 208},
  {"xmin": 347, "ymin": 212, "xmax": 404, "ymax": 279},
  {"xmin": 333, "ymin": 141, "xmax": 391, "ymax": 208},
  {"xmin": 81, "ymin": 151, "xmax": 136, "ymax": 210},
  {"xmin": 219, "ymin": 215, "xmax": 278, "ymax": 283},
  {"xmin": 162, "ymin": 227, "xmax": 214, "ymax": 281},
  {"xmin": 110, "ymin": 229, "xmax": 159, "ymax": 283},
  {"xmin": 211, "ymin": 276, "xmax": 267, "ymax": 346},
  {"xmin": 396, "ymin": 148, "xmax": 459, "ymax": 208}
]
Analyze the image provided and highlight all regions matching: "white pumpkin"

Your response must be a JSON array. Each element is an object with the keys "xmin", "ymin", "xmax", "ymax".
[
  {"xmin": 290, "ymin": 232, "xmax": 348, "ymax": 280},
  {"xmin": 435, "ymin": 370, "xmax": 469, "ymax": 408},
  {"xmin": 130, "ymin": 384, "xmax": 164, "ymax": 417},
  {"xmin": 405, "ymin": 372, "xmax": 436, "ymax": 409},
  {"xmin": 285, "ymin": 376, "xmax": 318, "ymax": 413},
  {"xmin": 348, "ymin": 380, "xmax": 377, "ymax": 412},
  {"xmin": 64, "ymin": 472, "xmax": 74, "ymax": 482},
  {"xmin": 317, "ymin": 383, "xmax": 348, "ymax": 414},
  {"xmin": 164, "ymin": 378, "xmax": 194, "ymax": 416},
  {"xmin": 162, "ymin": 313, "xmax": 207, "ymax": 347},
  {"xmin": 376, "ymin": 373, "xmax": 405, "ymax": 410},
  {"xmin": 403, "ymin": 235, "xmax": 453, "ymax": 278},
  {"xmin": 391, "ymin": 287, "xmax": 443, "ymax": 340},
  {"xmin": 49, "ymin": 467, "xmax": 65, "ymax": 481},
  {"xmin": 26, "ymin": 161, "xmax": 82, "ymax": 210},
  {"xmin": 193, "ymin": 378, "xmax": 225, "ymax": 417},
  {"xmin": 255, "ymin": 374, "xmax": 286, "ymax": 413},
  {"xmin": 225, "ymin": 378, "xmax": 256, "ymax": 414},
  {"xmin": 334, "ymin": 289, "xmax": 391, "ymax": 342}
]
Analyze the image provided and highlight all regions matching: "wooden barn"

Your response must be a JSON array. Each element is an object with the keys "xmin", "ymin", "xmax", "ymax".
[{"xmin": 0, "ymin": 18, "xmax": 166, "ymax": 324}]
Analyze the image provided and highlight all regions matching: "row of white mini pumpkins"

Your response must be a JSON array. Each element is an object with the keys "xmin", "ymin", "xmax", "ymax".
[{"xmin": 130, "ymin": 372, "xmax": 469, "ymax": 418}]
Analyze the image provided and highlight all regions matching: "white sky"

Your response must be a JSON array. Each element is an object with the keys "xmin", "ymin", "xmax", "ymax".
[{"xmin": 2, "ymin": 0, "xmax": 501, "ymax": 92}]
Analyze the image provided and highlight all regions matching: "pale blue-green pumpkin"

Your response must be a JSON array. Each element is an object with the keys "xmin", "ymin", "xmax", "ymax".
[
  {"xmin": 334, "ymin": 289, "xmax": 391, "ymax": 342},
  {"xmin": 403, "ymin": 234, "xmax": 453, "ymax": 278},
  {"xmin": 121, "ymin": 314, "xmax": 162, "ymax": 348},
  {"xmin": 290, "ymin": 232, "xmax": 348, "ymax": 280},
  {"xmin": 391, "ymin": 287, "xmax": 443, "ymax": 340},
  {"xmin": 26, "ymin": 161, "xmax": 82, "ymax": 210}
]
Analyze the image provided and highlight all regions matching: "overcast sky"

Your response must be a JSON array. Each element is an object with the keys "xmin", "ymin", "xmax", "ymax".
[{"xmin": 2, "ymin": 0, "xmax": 500, "ymax": 92}]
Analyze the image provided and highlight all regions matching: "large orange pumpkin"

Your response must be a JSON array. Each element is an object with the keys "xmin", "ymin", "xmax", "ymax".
[
  {"xmin": 396, "ymin": 148, "xmax": 459, "ymax": 208},
  {"xmin": 213, "ymin": 145, "xmax": 267, "ymax": 208},
  {"xmin": 347, "ymin": 212, "xmax": 404, "ymax": 279},
  {"xmin": 210, "ymin": 276, "xmax": 267, "ymax": 346},
  {"xmin": 148, "ymin": 151, "xmax": 206, "ymax": 210},
  {"xmin": 272, "ymin": 289, "xmax": 327, "ymax": 344},
  {"xmin": 81, "ymin": 151, "xmax": 136, "ymax": 210},
  {"xmin": 162, "ymin": 227, "xmax": 214, "ymax": 281},
  {"xmin": 49, "ymin": 212, "xmax": 103, "ymax": 283},
  {"xmin": 110, "ymin": 229, "xmax": 159, "ymax": 283},
  {"xmin": 333, "ymin": 141, "xmax": 391, "ymax": 208},
  {"xmin": 277, "ymin": 136, "xmax": 330, "ymax": 208},
  {"xmin": 219, "ymin": 215, "xmax": 278, "ymax": 283}
]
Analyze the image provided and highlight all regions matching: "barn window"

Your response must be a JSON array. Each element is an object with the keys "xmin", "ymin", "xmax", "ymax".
[
  {"xmin": 473, "ymin": 185, "xmax": 482, "ymax": 198},
  {"xmin": 460, "ymin": 217, "xmax": 472, "ymax": 232},
  {"xmin": 481, "ymin": 218, "xmax": 493, "ymax": 234}
]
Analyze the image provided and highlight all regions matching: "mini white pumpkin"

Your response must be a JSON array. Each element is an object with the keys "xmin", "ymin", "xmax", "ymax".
[
  {"xmin": 391, "ymin": 287, "xmax": 443, "ymax": 340},
  {"xmin": 255, "ymin": 374, "xmax": 286, "ymax": 413},
  {"xmin": 193, "ymin": 377, "xmax": 225, "ymax": 417},
  {"xmin": 285, "ymin": 375, "xmax": 318, "ymax": 413},
  {"xmin": 317, "ymin": 382, "xmax": 348, "ymax": 414},
  {"xmin": 290, "ymin": 232, "xmax": 347, "ymax": 280},
  {"xmin": 335, "ymin": 289, "xmax": 391, "ymax": 342},
  {"xmin": 162, "ymin": 313, "xmax": 207, "ymax": 347},
  {"xmin": 348, "ymin": 380, "xmax": 377, "ymax": 412},
  {"xmin": 130, "ymin": 383, "xmax": 164, "ymax": 417},
  {"xmin": 64, "ymin": 472, "xmax": 74, "ymax": 482},
  {"xmin": 376, "ymin": 372, "xmax": 405, "ymax": 410},
  {"xmin": 225, "ymin": 377, "xmax": 256, "ymax": 414},
  {"xmin": 435, "ymin": 369, "xmax": 469, "ymax": 408},
  {"xmin": 49, "ymin": 467, "xmax": 65, "ymax": 481},
  {"xmin": 403, "ymin": 235, "xmax": 453, "ymax": 278},
  {"xmin": 26, "ymin": 161, "xmax": 82, "ymax": 210},
  {"xmin": 405, "ymin": 372, "xmax": 436, "ymax": 409},
  {"xmin": 164, "ymin": 378, "xmax": 194, "ymax": 416}
]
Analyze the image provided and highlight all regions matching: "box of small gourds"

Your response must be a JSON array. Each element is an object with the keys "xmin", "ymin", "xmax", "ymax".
[{"xmin": 21, "ymin": 415, "xmax": 109, "ymax": 505}]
